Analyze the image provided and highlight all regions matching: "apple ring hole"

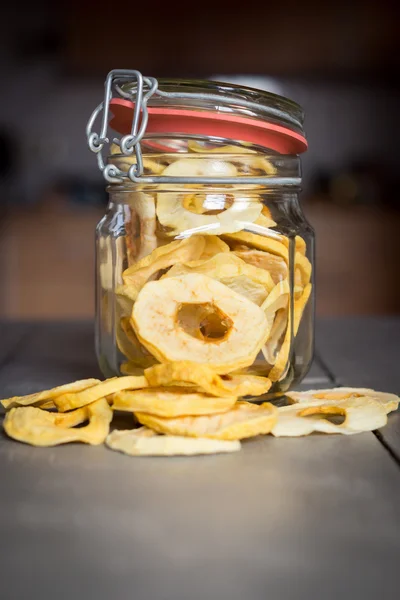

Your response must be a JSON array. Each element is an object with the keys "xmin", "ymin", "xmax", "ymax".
[{"xmin": 177, "ymin": 302, "xmax": 233, "ymax": 343}]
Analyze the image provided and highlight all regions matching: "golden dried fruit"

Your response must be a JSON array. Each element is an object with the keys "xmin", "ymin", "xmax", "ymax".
[
  {"xmin": 218, "ymin": 275, "xmax": 269, "ymax": 306},
  {"xmin": 163, "ymin": 252, "xmax": 274, "ymax": 304},
  {"xmin": 271, "ymin": 397, "xmax": 387, "ymax": 437},
  {"xmin": 106, "ymin": 428, "xmax": 241, "ymax": 456},
  {"xmin": 122, "ymin": 236, "xmax": 205, "ymax": 299},
  {"xmin": 3, "ymin": 399, "xmax": 112, "ymax": 446},
  {"xmin": 218, "ymin": 373, "xmax": 272, "ymax": 397},
  {"xmin": 115, "ymin": 286, "xmax": 135, "ymax": 318},
  {"xmin": 295, "ymin": 235, "xmax": 307, "ymax": 255},
  {"xmin": 286, "ymin": 388, "xmax": 399, "ymax": 415},
  {"xmin": 120, "ymin": 363, "xmax": 145, "ymax": 376},
  {"xmin": 131, "ymin": 273, "xmax": 271, "ymax": 373},
  {"xmin": 145, "ymin": 361, "xmax": 271, "ymax": 398},
  {"xmin": 136, "ymin": 400, "xmax": 277, "ymax": 440},
  {"xmin": 268, "ymin": 282, "xmax": 312, "ymax": 382},
  {"xmin": 54, "ymin": 376, "xmax": 148, "ymax": 412},
  {"xmin": 157, "ymin": 158, "xmax": 264, "ymax": 236},
  {"xmin": 117, "ymin": 317, "xmax": 157, "ymax": 368},
  {"xmin": 261, "ymin": 280, "xmax": 290, "ymax": 365},
  {"xmin": 112, "ymin": 388, "xmax": 236, "ymax": 417},
  {"xmin": 1, "ymin": 379, "xmax": 101, "ymax": 411},
  {"xmin": 233, "ymin": 249, "xmax": 288, "ymax": 284},
  {"xmin": 98, "ymin": 236, "xmax": 125, "ymax": 291},
  {"xmin": 295, "ymin": 252, "xmax": 312, "ymax": 287},
  {"xmin": 110, "ymin": 143, "xmax": 166, "ymax": 174},
  {"xmin": 131, "ymin": 192, "xmax": 158, "ymax": 261},
  {"xmin": 199, "ymin": 236, "xmax": 230, "ymax": 260},
  {"xmin": 186, "ymin": 141, "xmax": 277, "ymax": 176},
  {"xmin": 223, "ymin": 231, "xmax": 288, "ymax": 260}
]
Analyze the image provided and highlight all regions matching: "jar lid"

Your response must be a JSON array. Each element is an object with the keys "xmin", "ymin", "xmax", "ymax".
[
  {"xmin": 109, "ymin": 99, "xmax": 307, "ymax": 155},
  {"xmin": 86, "ymin": 70, "xmax": 306, "ymax": 186}
]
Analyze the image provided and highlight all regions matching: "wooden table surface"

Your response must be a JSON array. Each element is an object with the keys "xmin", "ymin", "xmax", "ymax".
[{"xmin": 0, "ymin": 318, "xmax": 399, "ymax": 600}]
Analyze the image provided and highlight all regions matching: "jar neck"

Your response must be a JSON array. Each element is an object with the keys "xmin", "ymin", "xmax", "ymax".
[{"xmin": 108, "ymin": 147, "xmax": 301, "ymax": 192}]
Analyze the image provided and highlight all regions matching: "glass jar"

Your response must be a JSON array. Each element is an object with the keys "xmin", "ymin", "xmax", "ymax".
[{"xmin": 89, "ymin": 71, "xmax": 314, "ymax": 399}]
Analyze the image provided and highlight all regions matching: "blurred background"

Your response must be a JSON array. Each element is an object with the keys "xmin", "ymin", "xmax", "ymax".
[{"xmin": 0, "ymin": 0, "xmax": 399, "ymax": 320}]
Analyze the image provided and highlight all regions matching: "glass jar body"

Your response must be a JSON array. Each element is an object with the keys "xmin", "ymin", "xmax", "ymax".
[{"xmin": 95, "ymin": 147, "xmax": 314, "ymax": 399}]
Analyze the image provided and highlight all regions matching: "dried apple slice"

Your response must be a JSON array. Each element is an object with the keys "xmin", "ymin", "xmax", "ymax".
[
  {"xmin": 268, "ymin": 283, "xmax": 312, "ymax": 382},
  {"xmin": 117, "ymin": 317, "xmax": 157, "ymax": 368},
  {"xmin": 106, "ymin": 428, "xmax": 241, "ymax": 456},
  {"xmin": 54, "ymin": 376, "xmax": 148, "ymax": 412},
  {"xmin": 261, "ymin": 280, "xmax": 290, "ymax": 365},
  {"xmin": 233, "ymin": 248, "xmax": 288, "ymax": 284},
  {"xmin": 112, "ymin": 388, "xmax": 236, "ymax": 417},
  {"xmin": 3, "ymin": 399, "xmax": 112, "ymax": 446},
  {"xmin": 199, "ymin": 235, "xmax": 230, "ymax": 260},
  {"xmin": 157, "ymin": 158, "xmax": 262, "ymax": 235},
  {"xmin": 121, "ymin": 236, "xmax": 205, "ymax": 300},
  {"xmin": 131, "ymin": 273, "xmax": 271, "ymax": 374},
  {"xmin": 136, "ymin": 400, "xmax": 277, "ymax": 440},
  {"xmin": 286, "ymin": 388, "xmax": 399, "ymax": 414},
  {"xmin": 163, "ymin": 252, "xmax": 274, "ymax": 304},
  {"xmin": 271, "ymin": 397, "xmax": 387, "ymax": 437},
  {"xmin": 144, "ymin": 361, "xmax": 271, "ymax": 397},
  {"xmin": 1, "ymin": 379, "xmax": 101, "ymax": 411},
  {"xmin": 223, "ymin": 231, "xmax": 288, "ymax": 260}
]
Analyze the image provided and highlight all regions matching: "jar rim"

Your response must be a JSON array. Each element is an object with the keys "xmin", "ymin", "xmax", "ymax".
[
  {"xmin": 122, "ymin": 77, "xmax": 304, "ymax": 132},
  {"xmin": 112, "ymin": 77, "xmax": 307, "ymax": 154}
]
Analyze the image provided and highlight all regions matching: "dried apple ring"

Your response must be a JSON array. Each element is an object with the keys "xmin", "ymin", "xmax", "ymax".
[
  {"xmin": 156, "ymin": 158, "xmax": 262, "ymax": 235},
  {"xmin": 223, "ymin": 231, "xmax": 288, "ymax": 260},
  {"xmin": 164, "ymin": 252, "xmax": 274, "ymax": 304},
  {"xmin": 271, "ymin": 397, "xmax": 387, "ymax": 437},
  {"xmin": 131, "ymin": 192, "xmax": 158, "ymax": 261},
  {"xmin": 106, "ymin": 428, "xmax": 241, "ymax": 456},
  {"xmin": 131, "ymin": 273, "xmax": 271, "ymax": 374},
  {"xmin": 187, "ymin": 141, "xmax": 276, "ymax": 176},
  {"xmin": 1, "ymin": 378, "xmax": 101, "ymax": 411},
  {"xmin": 112, "ymin": 388, "xmax": 236, "ymax": 417},
  {"xmin": 295, "ymin": 252, "xmax": 312, "ymax": 287},
  {"xmin": 268, "ymin": 283, "xmax": 312, "ymax": 382},
  {"xmin": 98, "ymin": 236, "xmax": 125, "ymax": 291},
  {"xmin": 54, "ymin": 376, "xmax": 148, "ymax": 412},
  {"xmin": 144, "ymin": 361, "xmax": 271, "ymax": 398},
  {"xmin": 3, "ymin": 399, "xmax": 112, "ymax": 446},
  {"xmin": 120, "ymin": 363, "xmax": 146, "ymax": 376},
  {"xmin": 117, "ymin": 317, "xmax": 157, "ymax": 368},
  {"xmin": 121, "ymin": 236, "xmax": 205, "ymax": 300},
  {"xmin": 199, "ymin": 235, "xmax": 230, "ymax": 260},
  {"xmin": 218, "ymin": 373, "xmax": 272, "ymax": 397},
  {"xmin": 295, "ymin": 235, "xmax": 307, "ymax": 255},
  {"xmin": 233, "ymin": 248, "xmax": 288, "ymax": 284},
  {"xmin": 110, "ymin": 143, "xmax": 164, "ymax": 170},
  {"xmin": 261, "ymin": 280, "xmax": 290, "ymax": 365},
  {"xmin": 286, "ymin": 388, "xmax": 399, "ymax": 414},
  {"xmin": 136, "ymin": 400, "xmax": 277, "ymax": 440}
]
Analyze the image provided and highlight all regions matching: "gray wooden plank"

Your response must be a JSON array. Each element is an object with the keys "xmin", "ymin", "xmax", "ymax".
[
  {"xmin": 316, "ymin": 316, "xmax": 400, "ymax": 460},
  {"xmin": 0, "ymin": 428, "xmax": 399, "ymax": 600}
]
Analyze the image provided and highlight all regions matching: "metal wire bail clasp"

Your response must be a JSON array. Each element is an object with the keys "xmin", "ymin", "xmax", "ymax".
[{"xmin": 86, "ymin": 69, "xmax": 158, "ymax": 182}]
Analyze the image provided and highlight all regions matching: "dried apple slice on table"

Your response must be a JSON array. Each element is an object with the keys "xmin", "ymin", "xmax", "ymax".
[
  {"xmin": 136, "ymin": 400, "xmax": 277, "ymax": 440},
  {"xmin": 106, "ymin": 427, "xmax": 241, "ymax": 456},
  {"xmin": 4, "ymin": 399, "xmax": 112, "ymax": 446}
]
